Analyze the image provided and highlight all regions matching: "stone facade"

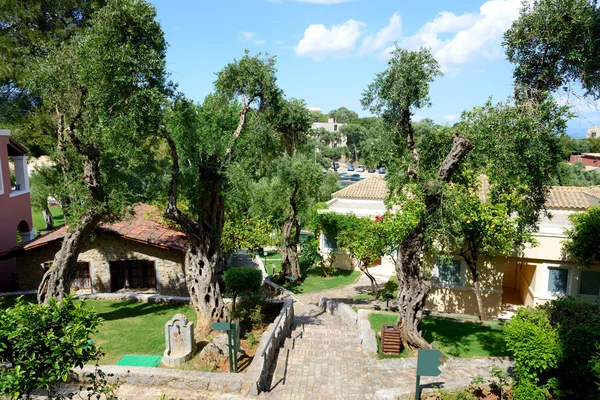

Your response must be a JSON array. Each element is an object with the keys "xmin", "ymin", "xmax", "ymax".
[{"xmin": 16, "ymin": 232, "xmax": 188, "ymax": 296}]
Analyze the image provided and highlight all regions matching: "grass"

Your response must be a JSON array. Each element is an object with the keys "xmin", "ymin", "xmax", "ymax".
[
  {"xmin": 283, "ymin": 267, "xmax": 360, "ymax": 294},
  {"xmin": 31, "ymin": 206, "xmax": 65, "ymax": 232},
  {"xmin": 369, "ymin": 312, "xmax": 510, "ymax": 359},
  {"xmin": 0, "ymin": 298, "xmax": 196, "ymax": 365},
  {"xmin": 83, "ymin": 300, "xmax": 198, "ymax": 365},
  {"xmin": 261, "ymin": 251, "xmax": 283, "ymax": 275},
  {"xmin": 349, "ymin": 275, "xmax": 398, "ymax": 301}
]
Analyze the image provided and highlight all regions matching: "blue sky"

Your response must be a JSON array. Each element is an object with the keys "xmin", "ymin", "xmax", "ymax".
[{"xmin": 150, "ymin": 0, "xmax": 598, "ymax": 138}]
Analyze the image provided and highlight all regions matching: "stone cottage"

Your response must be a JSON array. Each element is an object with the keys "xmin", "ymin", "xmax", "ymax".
[{"xmin": 17, "ymin": 204, "xmax": 189, "ymax": 296}]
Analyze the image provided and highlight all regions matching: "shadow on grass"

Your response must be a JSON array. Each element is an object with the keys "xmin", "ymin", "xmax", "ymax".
[
  {"xmin": 87, "ymin": 301, "xmax": 191, "ymax": 322},
  {"xmin": 281, "ymin": 267, "xmax": 357, "ymax": 294}
]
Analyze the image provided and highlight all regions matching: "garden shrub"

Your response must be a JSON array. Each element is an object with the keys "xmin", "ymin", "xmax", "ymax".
[
  {"xmin": 506, "ymin": 297, "xmax": 600, "ymax": 400},
  {"xmin": 223, "ymin": 267, "xmax": 262, "ymax": 310},
  {"xmin": 0, "ymin": 296, "xmax": 101, "ymax": 399}
]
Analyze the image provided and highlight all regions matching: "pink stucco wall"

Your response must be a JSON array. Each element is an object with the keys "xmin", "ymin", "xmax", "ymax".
[{"xmin": 0, "ymin": 133, "xmax": 33, "ymax": 292}]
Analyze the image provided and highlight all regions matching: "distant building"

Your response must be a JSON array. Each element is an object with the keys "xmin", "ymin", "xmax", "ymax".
[
  {"xmin": 569, "ymin": 153, "xmax": 600, "ymax": 171},
  {"xmin": 0, "ymin": 129, "xmax": 34, "ymax": 292},
  {"xmin": 588, "ymin": 126, "xmax": 600, "ymax": 138},
  {"xmin": 312, "ymin": 117, "xmax": 347, "ymax": 147}
]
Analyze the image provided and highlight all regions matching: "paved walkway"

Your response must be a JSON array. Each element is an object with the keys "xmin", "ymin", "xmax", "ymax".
[{"xmin": 260, "ymin": 285, "xmax": 513, "ymax": 400}]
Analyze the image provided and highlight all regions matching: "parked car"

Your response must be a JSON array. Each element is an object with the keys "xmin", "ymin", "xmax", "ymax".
[
  {"xmin": 378, "ymin": 167, "xmax": 386, "ymax": 174},
  {"xmin": 332, "ymin": 162, "xmax": 339, "ymax": 171},
  {"xmin": 367, "ymin": 167, "xmax": 375, "ymax": 173},
  {"xmin": 357, "ymin": 165, "xmax": 365, "ymax": 172},
  {"xmin": 350, "ymin": 173, "xmax": 361, "ymax": 180},
  {"xmin": 347, "ymin": 164, "xmax": 355, "ymax": 172}
]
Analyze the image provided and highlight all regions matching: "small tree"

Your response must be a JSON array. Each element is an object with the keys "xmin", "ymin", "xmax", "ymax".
[
  {"xmin": 223, "ymin": 268, "xmax": 263, "ymax": 311},
  {"xmin": 563, "ymin": 206, "xmax": 600, "ymax": 266},
  {"xmin": 0, "ymin": 296, "xmax": 102, "ymax": 399}
]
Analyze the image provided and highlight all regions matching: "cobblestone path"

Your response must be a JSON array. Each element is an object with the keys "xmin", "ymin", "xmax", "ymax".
[
  {"xmin": 261, "ymin": 295, "xmax": 513, "ymax": 400},
  {"xmin": 262, "ymin": 301, "xmax": 374, "ymax": 399}
]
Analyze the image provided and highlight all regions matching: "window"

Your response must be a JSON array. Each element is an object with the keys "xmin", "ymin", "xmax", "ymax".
[
  {"xmin": 333, "ymin": 124, "xmax": 338, "ymax": 132},
  {"xmin": 580, "ymin": 270, "xmax": 600, "ymax": 297},
  {"xmin": 71, "ymin": 262, "xmax": 92, "ymax": 292},
  {"xmin": 109, "ymin": 260, "xmax": 156, "ymax": 292},
  {"xmin": 436, "ymin": 260, "xmax": 461, "ymax": 285},
  {"xmin": 323, "ymin": 233, "xmax": 337, "ymax": 250},
  {"xmin": 548, "ymin": 268, "xmax": 568, "ymax": 294}
]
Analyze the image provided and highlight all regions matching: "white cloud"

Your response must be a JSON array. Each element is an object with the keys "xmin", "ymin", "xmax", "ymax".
[
  {"xmin": 295, "ymin": 19, "xmax": 365, "ymax": 60},
  {"xmin": 444, "ymin": 114, "xmax": 460, "ymax": 123},
  {"xmin": 238, "ymin": 31, "xmax": 266, "ymax": 45},
  {"xmin": 359, "ymin": 13, "xmax": 402, "ymax": 56},
  {"xmin": 379, "ymin": 0, "xmax": 524, "ymax": 71}
]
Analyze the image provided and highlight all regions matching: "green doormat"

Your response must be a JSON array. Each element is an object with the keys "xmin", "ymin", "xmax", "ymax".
[{"xmin": 115, "ymin": 355, "xmax": 162, "ymax": 367}]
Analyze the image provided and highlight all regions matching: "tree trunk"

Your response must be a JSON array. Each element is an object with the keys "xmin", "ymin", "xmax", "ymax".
[
  {"xmin": 42, "ymin": 204, "xmax": 54, "ymax": 230},
  {"xmin": 359, "ymin": 261, "xmax": 379, "ymax": 298},
  {"xmin": 465, "ymin": 258, "xmax": 487, "ymax": 321},
  {"xmin": 185, "ymin": 238, "xmax": 229, "ymax": 334},
  {"xmin": 280, "ymin": 216, "xmax": 302, "ymax": 279},
  {"xmin": 394, "ymin": 223, "xmax": 433, "ymax": 350},
  {"xmin": 37, "ymin": 211, "xmax": 101, "ymax": 304}
]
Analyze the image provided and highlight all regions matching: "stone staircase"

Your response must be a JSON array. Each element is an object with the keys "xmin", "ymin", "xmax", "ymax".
[{"xmin": 262, "ymin": 302, "xmax": 374, "ymax": 399}]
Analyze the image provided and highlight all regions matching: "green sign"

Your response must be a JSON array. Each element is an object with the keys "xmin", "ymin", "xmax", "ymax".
[
  {"xmin": 415, "ymin": 349, "xmax": 443, "ymax": 400},
  {"xmin": 211, "ymin": 321, "xmax": 240, "ymax": 373},
  {"xmin": 417, "ymin": 349, "xmax": 443, "ymax": 376},
  {"xmin": 211, "ymin": 322, "xmax": 231, "ymax": 331}
]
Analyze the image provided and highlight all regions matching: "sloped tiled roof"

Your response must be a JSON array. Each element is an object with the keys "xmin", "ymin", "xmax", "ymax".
[
  {"xmin": 546, "ymin": 186, "xmax": 596, "ymax": 210},
  {"xmin": 332, "ymin": 176, "xmax": 387, "ymax": 200},
  {"xmin": 24, "ymin": 204, "xmax": 188, "ymax": 253},
  {"xmin": 334, "ymin": 175, "xmax": 599, "ymax": 210}
]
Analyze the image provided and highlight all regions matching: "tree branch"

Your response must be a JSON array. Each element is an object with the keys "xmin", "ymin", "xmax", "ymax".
[
  {"xmin": 221, "ymin": 103, "xmax": 250, "ymax": 168},
  {"xmin": 162, "ymin": 129, "xmax": 201, "ymax": 236},
  {"xmin": 436, "ymin": 135, "xmax": 474, "ymax": 182}
]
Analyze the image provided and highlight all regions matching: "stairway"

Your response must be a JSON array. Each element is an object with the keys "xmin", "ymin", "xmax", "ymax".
[{"xmin": 262, "ymin": 302, "xmax": 373, "ymax": 399}]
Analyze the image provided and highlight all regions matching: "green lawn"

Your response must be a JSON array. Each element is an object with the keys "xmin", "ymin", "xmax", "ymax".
[
  {"xmin": 0, "ymin": 298, "xmax": 197, "ymax": 365},
  {"xmin": 261, "ymin": 251, "xmax": 283, "ymax": 275},
  {"xmin": 31, "ymin": 206, "xmax": 65, "ymax": 232},
  {"xmin": 82, "ymin": 300, "xmax": 198, "ymax": 364},
  {"xmin": 283, "ymin": 267, "xmax": 360, "ymax": 294},
  {"xmin": 369, "ymin": 313, "xmax": 510, "ymax": 358}
]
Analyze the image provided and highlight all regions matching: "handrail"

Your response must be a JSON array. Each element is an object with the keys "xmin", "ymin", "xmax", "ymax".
[{"xmin": 260, "ymin": 303, "xmax": 290, "ymax": 357}]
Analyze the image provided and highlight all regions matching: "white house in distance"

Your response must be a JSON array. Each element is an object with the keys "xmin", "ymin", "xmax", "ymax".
[
  {"xmin": 319, "ymin": 176, "xmax": 600, "ymax": 318},
  {"xmin": 312, "ymin": 117, "xmax": 347, "ymax": 148}
]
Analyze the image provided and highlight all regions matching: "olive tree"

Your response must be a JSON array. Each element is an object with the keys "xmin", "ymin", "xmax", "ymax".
[
  {"xmin": 31, "ymin": 0, "xmax": 169, "ymax": 303},
  {"xmin": 162, "ymin": 51, "xmax": 281, "ymax": 332}
]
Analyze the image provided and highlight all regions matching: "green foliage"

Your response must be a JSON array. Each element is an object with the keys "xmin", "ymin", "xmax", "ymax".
[
  {"xmin": 563, "ymin": 206, "xmax": 600, "ymax": 266},
  {"xmin": 223, "ymin": 268, "xmax": 263, "ymax": 301},
  {"xmin": 26, "ymin": 0, "xmax": 170, "ymax": 222},
  {"xmin": 0, "ymin": 0, "xmax": 105, "ymax": 155},
  {"xmin": 29, "ymin": 167, "xmax": 62, "ymax": 212},
  {"xmin": 328, "ymin": 106, "xmax": 358, "ymax": 123},
  {"xmin": 298, "ymin": 233, "xmax": 324, "ymax": 271},
  {"xmin": 230, "ymin": 291, "xmax": 265, "ymax": 329},
  {"xmin": 504, "ymin": 0, "xmax": 600, "ymax": 98},
  {"xmin": 271, "ymin": 98, "xmax": 312, "ymax": 156},
  {"xmin": 505, "ymin": 307, "xmax": 560, "ymax": 396},
  {"xmin": 554, "ymin": 161, "xmax": 600, "ymax": 186},
  {"xmin": 0, "ymin": 296, "xmax": 102, "ymax": 399},
  {"xmin": 506, "ymin": 297, "xmax": 600, "ymax": 400},
  {"xmin": 221, "ymin": 213, "xmax": 272, "ymax": 255}
]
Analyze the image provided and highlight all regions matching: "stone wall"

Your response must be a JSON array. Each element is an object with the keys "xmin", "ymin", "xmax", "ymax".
[{"xmin": 17, "ymin": 233, "xmax": 188, "ymax": 296}]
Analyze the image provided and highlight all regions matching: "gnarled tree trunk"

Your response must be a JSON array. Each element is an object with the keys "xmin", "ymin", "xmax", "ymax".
[
  {"xmin": 395, "ymin": 222, "xmax": 432, "ymax": 349},
  {"xmin": 37, "ymin": 211, "xmax": 101, "ymax": 303},
  {"xmin": 394, "ymin": 136, "xmax": 475, "ymax": 349},
  {"xmin": 185, "ymin": 236, "xmax": 229, "ymax": 334},
  {"xmin": 280, "ymin": 187, "xmax": 302, "ymax": 280},
  {"xmin": 42, "ymin": 204, "xmax": 54, "ymax": 230}
]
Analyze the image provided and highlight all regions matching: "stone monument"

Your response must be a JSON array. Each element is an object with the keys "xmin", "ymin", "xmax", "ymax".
[{"xmin": 161, "ymin": 313, "xmax": 194, "ymax": 366}]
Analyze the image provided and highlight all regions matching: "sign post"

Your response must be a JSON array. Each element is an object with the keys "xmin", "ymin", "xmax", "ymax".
[
  {"xmin": 415, "ymin": 349, "xmax": 443, "ymax": 400},
  {"xmin": 211, "ymin": 321, "xmax": 239, "ymax": 373}
]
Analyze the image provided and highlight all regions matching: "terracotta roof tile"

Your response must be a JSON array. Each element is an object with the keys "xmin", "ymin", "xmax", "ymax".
[
  {"xmin": 546, "ymin": 186, "xmax": 596, "ymax": 210},
  {"xmin": 332, "ymin": 176, "xmax": 387, "ymax": 200},
  {"xmin": 24, "ymin": 204, "xmax": 189, "ymax": 253},
  {"xmin": 332, "ymin": 175, "xmax": 597, "ymax": 210}
]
